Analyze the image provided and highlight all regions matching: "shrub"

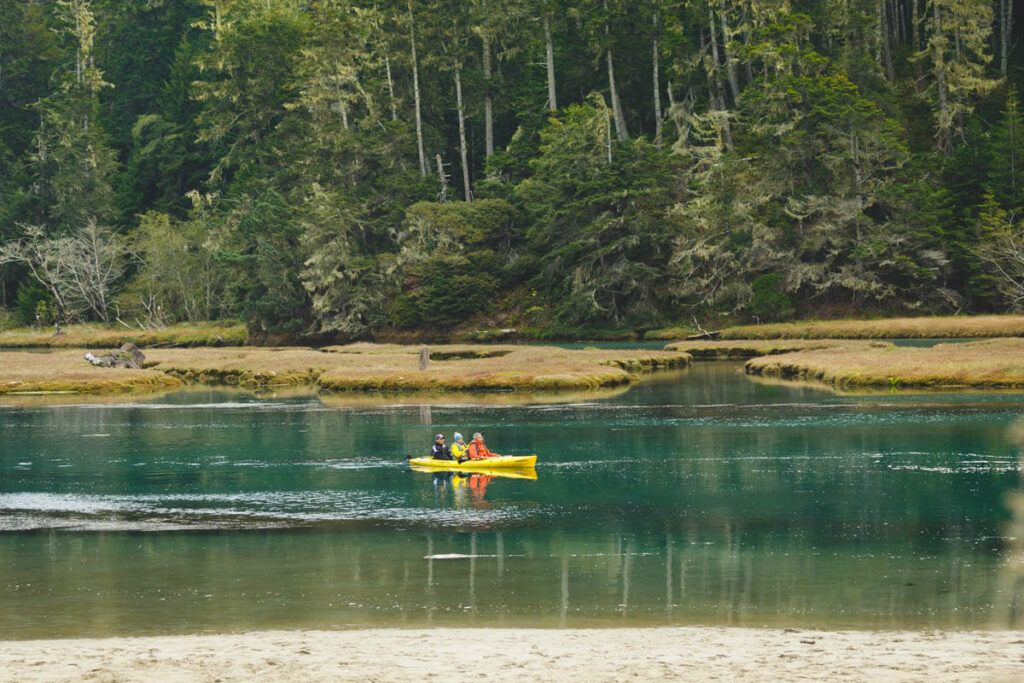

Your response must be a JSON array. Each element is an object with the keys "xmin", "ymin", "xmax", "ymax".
[{"xmin": 749, "ymin": 273, "xmax": 795, "ymax": 322}]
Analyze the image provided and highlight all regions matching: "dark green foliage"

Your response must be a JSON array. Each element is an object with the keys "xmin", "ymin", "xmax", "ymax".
[
  {"xmin": 216, "ymin": 189, "xmax": 309, "ymax": 335},
  {"xmin": 14, "ymin": 280, "xmax": 51, "ymax": 327},
  {"xmin": 749, "ymin": 274, "xmax": 795, "ymax": 322},
  {"xmin": 2, "ymin": 0, "xmax": 1022, "ymax": 335}
]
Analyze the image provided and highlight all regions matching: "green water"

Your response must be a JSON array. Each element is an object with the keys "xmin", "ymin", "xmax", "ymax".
[{"xmin": 2, "ymin": 363, "xmax": 1023, "ymax": 638}]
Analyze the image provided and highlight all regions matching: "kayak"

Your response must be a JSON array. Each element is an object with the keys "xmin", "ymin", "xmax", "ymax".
[
  {"xmin": 409, "ymin": 465, "xmax": 538, "ymax": 480},
  {"xmin": 407, "ymin": 454, "xmax": 538, "ymax": 469}
]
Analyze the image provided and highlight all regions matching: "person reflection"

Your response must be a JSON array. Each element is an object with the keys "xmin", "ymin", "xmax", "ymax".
[
  {"xmin": 432, "ymin": 470, "xmax": 452, "ymax": 500},
  {"xmin": 452, "ymin": 472, "xmax": 492, "ymax": 508}
]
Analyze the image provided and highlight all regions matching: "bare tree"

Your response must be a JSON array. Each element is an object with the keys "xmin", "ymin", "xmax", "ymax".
[
  {"xmin": 65, "ymin": 218, "xmax": 125, "ymax": 324},
  {"xmin": 0, "ymin": 220, "xmax": 124, "ymax": 324}
]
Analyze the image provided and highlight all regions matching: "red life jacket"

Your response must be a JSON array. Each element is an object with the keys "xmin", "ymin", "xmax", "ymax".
[{"xmin": 467, "ymin": 439, "xmax": 496, "ymax": 459}]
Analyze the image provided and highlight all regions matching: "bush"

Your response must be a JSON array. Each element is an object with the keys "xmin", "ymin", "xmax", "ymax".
[
  {"xmin": 14, "ymin": 281, "xmax": 51, "ymax": 327},
  {"xmin": 749, "ymin": 273, "xmax": 795, "ymax": 322}
]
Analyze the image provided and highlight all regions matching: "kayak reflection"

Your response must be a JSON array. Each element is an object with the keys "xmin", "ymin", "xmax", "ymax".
[
  {"xmin": 411, "ymin": 466, "xmax": 537, "ymax": 509},
  {"xmin": 409, "ymin": 466, "xmax": 538, "ymax": 481}
]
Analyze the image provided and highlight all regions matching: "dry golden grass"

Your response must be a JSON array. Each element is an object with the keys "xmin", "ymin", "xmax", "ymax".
[
  {"xmin": 0, "ymin": 322, "xmax": 248, "ymax": 348},
  {"xmin": 666, "ymin": 339, "xmax": 889, "ymax": 359},
  {"xmin": 721, "ymin": 315, "xmax": 1024, "ymax": 340},
  {"xmin": 744, "ymin": 338, "xmax": 1024, "ymax": 388},
  {"xmin": 316, "ymin": 345, "xmax": 691, "ymax": 392},
  {"xmin": 0, "ymin": 344, "xmax": 691, "ymax": 396},
  {"xmin": 0, "ymin": 350, "xmax": 184, "ymax": 395}
]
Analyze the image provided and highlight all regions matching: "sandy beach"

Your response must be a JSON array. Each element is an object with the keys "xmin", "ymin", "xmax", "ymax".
[{"xmin": 3, "ymin": 627, "xmax": 1023, "ymax": 682}]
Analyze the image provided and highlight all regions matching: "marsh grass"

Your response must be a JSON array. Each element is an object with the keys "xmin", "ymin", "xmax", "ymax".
[
  {"xmin": 0, "ymin": 350, "xmax": 184, "ymax": 394},
  {"xmin": 315, "ymin": 345, "xmax": 690, "ymax": 392},
  {"xmin": 0, "ymin": 322, "xmax": 248, "ymax": 348},
  {"xmin": 744, "ymin": 338, "xmax": 1024, "ymax": 388},
  {"xmin": 665, "ymin": 339, "xmax": 887, "ymax": 359},
  {"xmin": 0, "ymin": 344, "xmax": 691, "ymax": 395},
  {"xmin": 643, "ymin": 326, "xmax": 698, "ymax": 341},
  {"xmin": 720, "ymin": 315, "xmax": 1024, "ymax": 340}
]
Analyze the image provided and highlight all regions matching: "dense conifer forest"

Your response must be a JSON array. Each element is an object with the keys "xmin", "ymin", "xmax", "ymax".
[{"xmin": 1, "ymin": 0, "xmax": 1022, "ymax": 339}]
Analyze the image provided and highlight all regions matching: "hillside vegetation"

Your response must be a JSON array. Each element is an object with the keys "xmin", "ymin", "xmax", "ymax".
[{"xmin": 2, "ymin": 1, "xmax": 1023, "ymax": 340}]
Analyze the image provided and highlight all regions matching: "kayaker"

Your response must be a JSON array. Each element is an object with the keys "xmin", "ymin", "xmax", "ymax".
[
  {"xmin": 450, "ymin": 433, "xmax": 469, "ymax": 462},
  {"xmin": 430, "ymin": 433, "xmax": 453, "ymax": 460},
  {"xmin": 466, "ymin": 432, "xmax": 499, "ymax": 460}
]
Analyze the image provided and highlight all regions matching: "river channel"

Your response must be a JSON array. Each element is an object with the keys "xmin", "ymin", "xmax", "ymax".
[{"xmin": 2, "ymin": 362, "xmax": 1023, "ymax": 638}]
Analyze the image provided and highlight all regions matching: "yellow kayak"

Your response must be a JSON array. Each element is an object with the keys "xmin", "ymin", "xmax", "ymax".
[
  {"xmin": 408, "ymin": 454, "xmax": 538, "ymax": 469},
  {"xmin": 409, "ymin": 465, "xmax": 538, "ymax": 480}
]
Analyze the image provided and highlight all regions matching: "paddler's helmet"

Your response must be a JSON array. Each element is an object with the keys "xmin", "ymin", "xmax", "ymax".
[
  {"xmin": 435, "ymin": 433, "xmax": 444, "ymax": 440},
  {"xmin": 453, "ymin": 432, "xmax": 463, "ymax": 441}
]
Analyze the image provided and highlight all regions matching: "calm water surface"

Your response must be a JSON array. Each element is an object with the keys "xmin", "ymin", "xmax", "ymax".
[{"xmin": 2, "ymin": 363, "xmax": 1023, "ymax": 638}]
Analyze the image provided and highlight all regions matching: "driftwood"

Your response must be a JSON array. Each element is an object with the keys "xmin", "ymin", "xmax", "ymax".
[
  {"xmin": 84, "ymin": 342, "xmax": 145, "ymax": 370},
  {"xmin": 683, "ymin": 330, "xmax": 721, "ymax": 340},
  {"xmin": 684, "ymin": 316, "xmax": 721, "ymax": 340}
]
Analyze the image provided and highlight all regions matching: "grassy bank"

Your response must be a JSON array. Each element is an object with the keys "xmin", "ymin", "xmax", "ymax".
[
  {"xmin": 744, "ymin": 338, "xmax": 1024, "ymax": 388},
  {"xmin": 719, "ymin": 315, "xmax": 1024, "ymax": 340},
  {"xmin": 316, "ymin": 344, "xmax": 690, "ymax": 392},
  {"xmin": 0, "ymin": 344, "xmax": 691, "ymax": 396},
  {"xmin": 0, "ymin": 322, "xmax": 248, "ymax": 348},
  {"xmin": 665, "ymin": 339, "xmax": 887, "ymax": 359},
  {"xmin": 0, "ymin": 350, "xmax": 184, "ymax": 395}
]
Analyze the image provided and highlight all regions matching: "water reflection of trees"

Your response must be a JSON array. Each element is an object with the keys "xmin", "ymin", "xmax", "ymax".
[
  {"xmin": 3, "ymin": 524, "xmax": 1018, "ymax": 639},
  {"xmin": 994, "ymin": 419, "xmax": 1024, "ymax": 628}
]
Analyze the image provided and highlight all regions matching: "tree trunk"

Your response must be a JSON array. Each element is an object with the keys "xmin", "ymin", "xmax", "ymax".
[
  {"xmin": 880, "ymin": 0, "xmax": 894, "ymax": 80},
  {"xmin": 706, "ymin": 11, "xmax": 733, "ymax": 148},
  {"xmin": 409, "ymin": 1, "xmax": 427, "ymax": 176},
  {"xmin": 933, "ymin": 1, "xmax": 952, "ymax": 155},
  {"xmin": 911, "ymin": 0, "xmax": 923, "ymax": 80},
  {"xmin": 454, "ymin": 59, "xmax": 472, "ymax": 201},
  {"xmin": 544, "ymin": 16, "xmax": 557, "ymax": 111},
  {"xmin": 436, "ymin": 154, "xmax": 449, "ymax": 202},
  {"xmin": 483, "ymin": 31, "xmax": 494, "ymax": 159},
  {"xmin": 719, "ymin": 0, "xmax": 740, "ymax": 104},
  {"xmin": 605, "ymin": 1, "xmax": 628, "ymax": 140},
  {"xmin": 384, "ymin": 51, "xmax": 398, "ymax": 121},
  {"xmin": 652, "ymin": 12, "xmax": 663, "ymax": 147},
  {"xmin": 607, "ymin": 48, "xmax": 628, "ymax": 140},
  {"xmin": 740, "ymin": 3, "xmax": 753, "ymax": 84},
  {"xmin": 1001, "ymin": 0, "xmax": 1013, "ymax": 75}
]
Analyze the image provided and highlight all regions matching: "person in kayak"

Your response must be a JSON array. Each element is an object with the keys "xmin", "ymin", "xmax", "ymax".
[
  {"xmin": 450, "ymin": 433, "xmax": 469, "ymax": 462},
  {"xmin": 430, "ymin": 433, "xmax": 453, "ymax": 460},
  {"xmin": 466, "ymin": 432, "xmax": 500, "ymax": 460}
]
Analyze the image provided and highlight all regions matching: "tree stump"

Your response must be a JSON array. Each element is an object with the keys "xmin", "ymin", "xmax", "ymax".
[{"xmin": 419, "ymin": 345, "xmax": 430, "ymax": 371}]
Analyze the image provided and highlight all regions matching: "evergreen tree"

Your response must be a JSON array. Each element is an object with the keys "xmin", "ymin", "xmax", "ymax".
[
  {"xmin": 30, "ymin": 0, "xmax": 118, "ymax": 233},
  {"xmin": 986, "ymin": 87, "xmax": 1024, "ymax": 218}
]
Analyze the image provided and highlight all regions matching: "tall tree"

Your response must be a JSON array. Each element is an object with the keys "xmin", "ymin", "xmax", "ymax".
[
  {"xmin": 915, "ymin": 0, "xmax": 997, "ymax": 155},
  {"xmin": 30, "ymin": 0, "xmax": 117, "ymax": 233}
]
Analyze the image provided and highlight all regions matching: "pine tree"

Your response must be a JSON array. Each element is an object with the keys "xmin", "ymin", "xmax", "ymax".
[
  {"xmin": 30, "ymin": 0, "xmax": 117, "ymax": 233},
  {"xmin": 986, "ymin": 87, "xmax": 1024, "ymax": 218}
]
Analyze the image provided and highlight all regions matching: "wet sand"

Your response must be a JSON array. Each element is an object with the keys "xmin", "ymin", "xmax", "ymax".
[{"xmin": 3, "ymin": 627, "xmax": 1023, "ymax": 682}]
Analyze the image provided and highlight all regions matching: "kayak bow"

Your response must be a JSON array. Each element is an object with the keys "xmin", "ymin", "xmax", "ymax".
[{"xmin": 408, "ymin": 454, "xmax": 537, "ymax": 469}]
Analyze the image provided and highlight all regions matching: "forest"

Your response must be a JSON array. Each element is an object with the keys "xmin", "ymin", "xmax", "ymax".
[{"xmin": 0, "ymin": 0, "xmax": 1022, "ymax": 340}]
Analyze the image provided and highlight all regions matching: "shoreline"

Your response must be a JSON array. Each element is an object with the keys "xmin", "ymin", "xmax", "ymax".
[
  {"xmin": 2, "ymin": 627, "xmax": 1022, "ymax": 681},
  {"xmin": 0, "ymin": 344, "xmax": 691, "ymax": 396}
]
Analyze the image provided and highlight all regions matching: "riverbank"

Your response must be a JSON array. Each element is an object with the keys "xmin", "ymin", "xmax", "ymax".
[
  {"xmin": 666, "ymin": 338, "xmax": 886, "ymax": 359},
  {"xmin": 745, "ymin": 338, "xmax": 1024, "ymax": 388},
  {"xmin": 0, "ymin": 344, "xmax": 691, "ymax": 395},
  {"xmin": 0, "ymin": 322, "xmax": 248, "ymax": 348},
  {"xmin": 2, "ymin": 627, "xmax": 1022, "ymax": 682},
  {"xmin": 718, "ymin": 314, "xmax": 1024, "ymax": 340}
]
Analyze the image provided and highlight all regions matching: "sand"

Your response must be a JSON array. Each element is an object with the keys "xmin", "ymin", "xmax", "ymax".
[{"xmin": 3, "ymin": 627, "xmax": 1023, "ymax": 682}]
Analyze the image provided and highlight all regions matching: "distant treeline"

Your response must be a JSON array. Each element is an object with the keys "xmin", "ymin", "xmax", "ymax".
[{"xmin": 1, "ymin": 0, "xmax": 1022, "ymax": 338}]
